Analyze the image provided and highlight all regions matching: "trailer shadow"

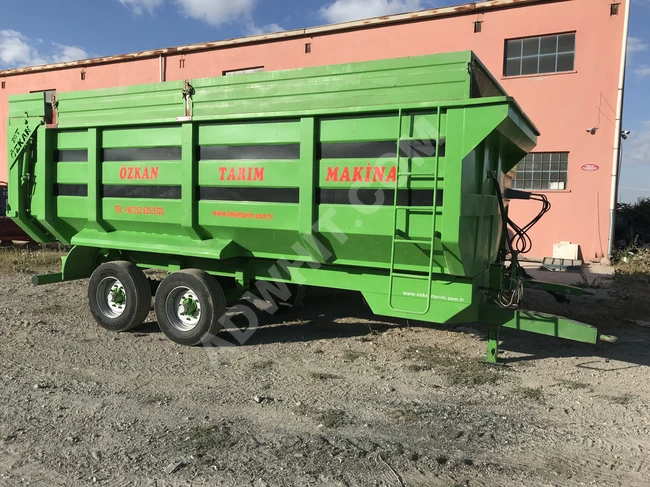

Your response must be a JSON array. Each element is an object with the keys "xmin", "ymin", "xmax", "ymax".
[{"xmin": 136, "ymin": 287, "xmax": 650, "ymax": 369}]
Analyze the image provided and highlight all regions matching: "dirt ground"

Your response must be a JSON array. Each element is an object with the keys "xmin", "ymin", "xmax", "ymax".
[{"xmin": 1, "ymin": 250, "xmax": 649, "ymax": 487}]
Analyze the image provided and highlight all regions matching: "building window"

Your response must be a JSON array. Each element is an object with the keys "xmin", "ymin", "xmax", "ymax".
[
  {"xmin": 1, "ymin": 81, "xmax": 5, "ymax": 89},
  {"xmin": 513, "ymin": 152, "xmax": 569, "ymax": 190},
  {"xmin": 223, "ymin": 66, "xmax": 264, "ymax": 76},
  {"xmin": 474, "ymin": 21, "xmax": 482, "ymax": 33},
  {"xmin": 504, "ymin": 33, "xmax": 575, "ymax": 77},
  {"xmin": 610, "ymin": 3, "xmax": 620, "ymax": 15}
]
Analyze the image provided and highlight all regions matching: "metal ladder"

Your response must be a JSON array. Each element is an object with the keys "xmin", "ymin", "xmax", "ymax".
[{"xmin": 388, "ymin": 109, "xmax": 442, "ymax": 314}]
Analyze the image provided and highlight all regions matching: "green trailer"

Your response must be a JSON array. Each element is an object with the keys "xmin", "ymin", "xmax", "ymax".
[{"xmin": 6, "ymin": 51, "xmax": 614, "ymax": 361}]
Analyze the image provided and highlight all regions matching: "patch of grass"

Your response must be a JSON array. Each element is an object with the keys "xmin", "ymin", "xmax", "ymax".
[
  {"xmin": 309, "ymin": 371, "xmax": 342, "ymax": 381},
  {"xmin": 388, "ymin": 407, "xmax": 423, "ymax": 423},
  {"xmin": 403, "ymin": 346, "xmax": 503, "ymax": 386},
  {"xmin": 184, "ymin": 424, "xmax": 237, "ymax": 451},
  {"xmin": 558, "ymin": 379, "xmax": 591, "ymax": 391},
  {"xmin": 251, "ymin": 360, "xmax": 274, "ymax": 371},
  {"xmin": 516, "ymin": 386, "xmax": 545, "ymax": 402},
  {"xmin": 140, "ymin": 393, "xmax": 170, "ymax": 405},
  {"xmin": 447, "ymin": 362, "xmax": 501, "ymax": 386},
  {"xmin": 342, "ymin": 350, "xmax": 366, "ymax": 362},
  {"xmin": 602, "ymin": 393, "xmax": 635, "ymax": 405},
  {"xmin": 0, "ymin": 248, "xmax": 65, "ymax": 274},
  {"xmin": 293, "ymin": 403, "xmax": 347, "ymax": 428}
]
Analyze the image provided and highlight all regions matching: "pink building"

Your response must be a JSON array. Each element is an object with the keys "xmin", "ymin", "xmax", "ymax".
[{"xmin": 0, "ymin": 0, "xmax": 629, "ymax": 260}]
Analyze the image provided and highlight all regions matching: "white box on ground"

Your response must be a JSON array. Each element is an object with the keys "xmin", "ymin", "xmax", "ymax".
[{"xmin": 553, "ymin": 241, "xmax": 579, "ymax": 260}]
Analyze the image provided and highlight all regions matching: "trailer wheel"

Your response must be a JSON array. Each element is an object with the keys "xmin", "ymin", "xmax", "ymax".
[
  {"xmin": 274, "ymin": 284, "xmax": 306, "ymax": 315},
  {"xmin": 154, "ymin": 269, "xmax": 226, "ymax": 346},
  {"xmin": 88, "ymin": 261, "xmax": 152, "ymax": 332}
]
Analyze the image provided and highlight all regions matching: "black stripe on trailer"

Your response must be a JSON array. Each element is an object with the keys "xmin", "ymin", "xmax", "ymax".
[
  {"xmin": 199, "ymin": 187, "xmax": 299, "ymax": 203},
  {"xmin": 54, "ymin": 150, "xmax": 88, "ymax": 163},
  {"xmin": 102, "ymin": 185, "xmax": 182, "ymax": 199},
  {"xmin": 102, "ymin": 147, "xmax": 182, "ymax": 162},
  {"xmin": 55, "ymin": 184, "xmax": 88, "ymax": 197},
  {"xmin": 318, "ymin": 139, "xmax": 445, "ymax": 159},
  {"xmin": 198, "ymin": 144, "xmax": 301, "ymax": 161},
  {"xmin": 318, "ymin": 188, "xmax": 443, "ymax": 207}
]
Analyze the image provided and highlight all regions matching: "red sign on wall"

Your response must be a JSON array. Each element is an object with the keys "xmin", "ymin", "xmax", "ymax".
[{"xmin": 581, "ymin": 164, "xmax": 599, "ymax": 172}]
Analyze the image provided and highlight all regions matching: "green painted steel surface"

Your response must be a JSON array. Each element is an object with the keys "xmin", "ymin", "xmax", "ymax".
[{"xmin": 7, "ymin": 50, "xmax": 607, "ymax": 358}]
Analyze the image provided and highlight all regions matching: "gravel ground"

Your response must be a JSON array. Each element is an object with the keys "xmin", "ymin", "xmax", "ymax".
[{"xmin": 0, "ymin": 254, "xmax": 649, "ymax": 487}]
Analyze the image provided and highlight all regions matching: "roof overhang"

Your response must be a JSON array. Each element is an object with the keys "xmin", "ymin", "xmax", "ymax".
[{"xmin": 0, "ymin": 0, "xmax": 567, "ymax": 77}]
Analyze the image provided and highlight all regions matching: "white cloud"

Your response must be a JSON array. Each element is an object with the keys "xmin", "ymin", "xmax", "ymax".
[
  {"xmin": 0, "ymin": 30, "xmax": 89, "ymax": 69},
  {"xmin": 175, "ymin": 0, "xmax": 256, "ymax": 26},
  {"xmin": 319, "ymin": 0, "xmax": 424, "ymax": 23},
  {"xmin": 628, "ymin": 36, "xmax": 648, "ymax": 54},
  {"xmin": 118, "ymin": 0, "xmax": 164, "ymax": 15},
  {"xmin": 245, "ymin": 22, "xmax": 285, "ymax": 36},
  {"xmin": 626, "ymin": 121, "xmax": 650, "ymax": 165},
  {"xmin": 636, "ymin": 65, "xmax": 650, "ymax": 78},
  {"xmin": 51, "ymin": 43, "xmax": 90, "ymax": 63}
]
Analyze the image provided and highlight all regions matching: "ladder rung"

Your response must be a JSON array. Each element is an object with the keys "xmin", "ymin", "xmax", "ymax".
[
  {"xmin": 393, "ymin": 238, "xmax": 432, "ymax": 245},
  {"xmin": 394, "ymin": 206, "xmax": 434, "ymax": 212},
  {"xmin": 390, "ymin": 272, "xmax": 430, "ymax": 280}
]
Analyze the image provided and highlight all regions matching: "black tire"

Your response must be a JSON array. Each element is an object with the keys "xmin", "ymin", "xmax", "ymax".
[
  {"xmin": 88, "ymin": 261, "xmax": 152, "ymax": 332},
  {"xmin": 154, "ymin": 269, "xmax": 226, "ymax": 346},
  {"xmin": 274, "ymin": 284, "xmax": 306, "ymax": 315}
]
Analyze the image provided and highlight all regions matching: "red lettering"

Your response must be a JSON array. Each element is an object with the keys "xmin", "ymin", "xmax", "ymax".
[
  {"xmin": 219, "ymin": 167, "xmax": 227, "ymax": 180},
  {"xmin": 253, "ymin": 167, "xmax": 265, "ymax": 181},
  {"xmin": 238, "ymin": 167, "xmax": 246, "ymax": 180},
  {"xmin": 365, "ymin": 164, "xmax": 371, "ymax": 182},
  {"xmin": 227, "ymin": 168, "xmax": 236, "ymax": 181},
  {"xmin": 134, "ymin": 167, "xmax": 141, "ymax": 180},
  {"xmin": 142, "ymin": 167, "xmax": 149, "ymax": 180},
  {"xmin": 386, "ymin": 166, "xmax": 397, "ymax": 183},
  {"xmin": 340, "ymin": 167, "xmax": 350, "ymax": 182},
  {"xmin": 127, "ymin": 167, "xmax": 134, "ymax": 180},
  {"xmin": 352, "ymin": 166, "xmax": 363, "ymax": 182},
  {"xmin": 119, "ymin": 165, "xmax": 127, "ymax": 180},
  {"xmin": 150, "ymin": 167, "xmax": 159, "ymax": 180},
  {"xmin": 373, "ymin": 166, "xmax": 386, "ymax": 182},
  {"xmin": 326, "ymin": 167, "xmax": 339, "ymax": 182},
  {"xmin": 247, "ymin": 167, "xmax": 253, "ymax": 181}
]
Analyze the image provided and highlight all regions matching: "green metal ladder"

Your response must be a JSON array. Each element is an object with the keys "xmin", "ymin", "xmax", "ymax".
[{"xmin": 388, "ymin": 109, "xmax": 442, "ymax": 314}]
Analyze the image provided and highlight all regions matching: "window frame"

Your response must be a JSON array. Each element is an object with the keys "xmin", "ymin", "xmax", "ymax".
[
  {"xmin": 503, "ymin": 32, "xmax": 576, "ymax": 77},
  {"xmin": 512, "ymin": 152, "xmax": 569, "ymax": 191}
]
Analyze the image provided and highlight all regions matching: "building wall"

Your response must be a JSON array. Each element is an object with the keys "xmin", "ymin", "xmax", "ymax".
[{"xmin": 0, "ymin": 0, "xmax": 627, "ymax": 260}]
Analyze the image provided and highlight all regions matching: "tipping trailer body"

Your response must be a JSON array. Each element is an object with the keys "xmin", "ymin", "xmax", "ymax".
[{"xmin": 6, "ymin": 51, "xmax": 613, "ymax": 360}]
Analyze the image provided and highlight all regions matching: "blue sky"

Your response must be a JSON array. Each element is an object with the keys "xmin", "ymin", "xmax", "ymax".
[{"xmin": 1, "ymin": 0, "xmax": 649, "ymax": 202}]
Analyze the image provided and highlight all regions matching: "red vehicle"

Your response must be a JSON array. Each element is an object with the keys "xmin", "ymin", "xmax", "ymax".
[{"xmin": 0, "ymin": 183, "xmax": 31, "ymax": 244}]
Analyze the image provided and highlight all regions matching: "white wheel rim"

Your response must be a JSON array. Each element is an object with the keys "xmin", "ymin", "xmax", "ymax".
[
  {"xmin": 97, "ymin": 278, "xmax": 126, "ymax": 318},
  {"xmin": 165, "ymin": 286, "xmax": 202, "ymax": 332}
]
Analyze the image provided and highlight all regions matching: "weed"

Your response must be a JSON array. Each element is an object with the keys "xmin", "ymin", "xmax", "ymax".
[
  {"xmin": 602, "ymin": 393, "xmax": 635, "ymax": 405},
  {"xmin": 558, "ymin": 379, "xmax": 591, "ymax": 391},
  {"xmin": 293, "ymin": 403, "xmax": 347, "ymax": 428},
  {"xmin": 251, "ymin": 360, "xmax": 274, "ymax": 371},
  {"xmin": 388, "ymin": 407, "xmax": 423, "ymax": 423},
  {"xmin": 342, "ymin": 350, "xmax": 366, "ymax": 362},
  {"xmin": 185, "ymin": 424, "xmax": 238, "ymax": 450},
  {"xmin": 309, "ymin": 371, "xmax": 342, "ymax": 381},
  {"xmin": 403, "ymin": 346, "xmax": 503, "ymax": 386},
  {"xmin": 0, "ymin": 248, "xmax": 64, "ymax": 274},
  {"xmin": 517, "ymin": 387, "xmax": 545, "ymax": 402}
]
